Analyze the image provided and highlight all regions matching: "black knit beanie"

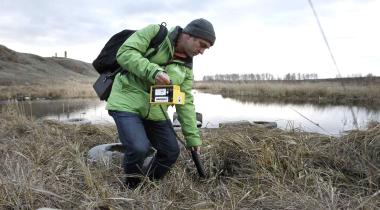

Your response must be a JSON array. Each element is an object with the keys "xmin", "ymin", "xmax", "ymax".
[{"xmin": 183, "ymin": 18, "xmax": 216, "ymax": 46}]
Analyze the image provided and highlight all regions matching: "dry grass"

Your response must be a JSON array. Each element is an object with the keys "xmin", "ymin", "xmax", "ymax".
[
  {"xmin": 194, "ymin": 81, "xmax": 380, "ymax": 106},
  {"xmin": 0, "ymin": 81, "xmax": 97, "ymax": 100},
  {"xmin": 0, "ymin": 106, "xmax": 379, "ymax": 209}
]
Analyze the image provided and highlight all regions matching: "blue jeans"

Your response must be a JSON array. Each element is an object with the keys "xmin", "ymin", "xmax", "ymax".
[{"xmin": 109, "ymin": 110, "xmax": 180, "ymax": 180}]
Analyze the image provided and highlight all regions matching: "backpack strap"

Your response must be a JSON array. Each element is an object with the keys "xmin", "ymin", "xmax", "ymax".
[{"xmin": 145, "ymin": 22, "xmax": 168, "ymax": 59}]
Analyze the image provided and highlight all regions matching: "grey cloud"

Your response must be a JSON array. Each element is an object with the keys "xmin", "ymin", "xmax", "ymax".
[
  {"xmin": 0, "ymin": 0, "xmax": 220, "ymax": 46},
  {"xmin": 1, "ymin": 1, "xmax": 113, "ymax": 45}
]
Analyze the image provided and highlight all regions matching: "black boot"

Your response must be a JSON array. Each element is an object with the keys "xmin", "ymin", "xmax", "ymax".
[{"xmin": 124, "ymin": 176, "xmax": 141, "ymax": 189}]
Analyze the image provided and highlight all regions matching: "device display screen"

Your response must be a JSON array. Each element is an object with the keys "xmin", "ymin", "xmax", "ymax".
[{"xmin": 155, "ymin": 88, "xmax": 167, "ymax": 96}]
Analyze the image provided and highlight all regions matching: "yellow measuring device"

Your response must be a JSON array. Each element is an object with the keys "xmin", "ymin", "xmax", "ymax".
[{"xmin": 150, "ymin": 85, "xmax": 185, "ymax": 105}]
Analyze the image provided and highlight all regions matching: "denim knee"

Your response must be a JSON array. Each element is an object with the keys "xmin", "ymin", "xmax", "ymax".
[
  {"xmin": 125, "ymin": 142, "xmax": 150, "ymax": 162},
  {"xmin": 167, "ymin": 152, "xmax": 180, "ymax": 166},
  {"xmin": 160, "ymin": 142, "xmax": 180, "ymax": 166},
  {"xmin": 169, "ymin": 144, "xmax": 180, "ymax": 164}
]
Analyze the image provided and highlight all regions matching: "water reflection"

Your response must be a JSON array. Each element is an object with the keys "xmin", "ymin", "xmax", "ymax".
[
  {"xmin": 0, "ymin": 99, "xmax": 113, "ymax": 124},
  {"xmin": 191, "ymin": 91, "xmax": 380, "ymax": 135},
  {"xmin": 1, "ymin": 92, "xmax": 379, "ymax": 136},
  {"xmin": 225, "ymin": 94, "xmax": 380, "ymax": 111}
]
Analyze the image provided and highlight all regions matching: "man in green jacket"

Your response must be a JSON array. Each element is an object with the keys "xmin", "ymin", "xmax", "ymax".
[{"xmin": 106, "ymin": 18, "xmax": 215, "ymax": 188}]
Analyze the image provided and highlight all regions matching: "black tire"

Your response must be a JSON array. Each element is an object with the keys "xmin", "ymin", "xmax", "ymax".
[
  {"xmin": 253, "ymin": 121, "xmax": 277, "ymax": 129},
  {"xmin": 173, "ymin": 112, "xmax": 202, "ymax": 124}
]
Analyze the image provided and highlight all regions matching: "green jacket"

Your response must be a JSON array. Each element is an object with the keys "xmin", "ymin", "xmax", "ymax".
[{"xmin": 106, "ymin": 24, "xmax": 201, "ymax": 147}]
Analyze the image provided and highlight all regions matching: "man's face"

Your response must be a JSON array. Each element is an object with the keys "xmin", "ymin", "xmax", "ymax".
[{"xmin": 183, "ymin": 36, "xmax": 211, "ymax": 58}]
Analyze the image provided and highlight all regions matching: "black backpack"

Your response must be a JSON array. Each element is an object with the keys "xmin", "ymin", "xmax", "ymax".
[{"xmin": 92, "ymin": 23, "xmax": 168, "ymax": 100}]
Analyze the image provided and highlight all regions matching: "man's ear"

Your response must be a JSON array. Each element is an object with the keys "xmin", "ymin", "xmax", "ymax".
[{"xmin": 182, "ymin": 33, "xmax": 191, "ymax": 40}]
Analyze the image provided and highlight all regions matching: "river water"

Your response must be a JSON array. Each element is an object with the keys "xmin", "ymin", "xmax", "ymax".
[{"xmin": 2, "ymin": 91, "xmax": 379, "ymax": 136}]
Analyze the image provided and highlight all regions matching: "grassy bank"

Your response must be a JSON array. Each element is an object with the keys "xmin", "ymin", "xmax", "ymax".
[
  {"xmin": 0, "ymin": 106, "xmax": 379, "ymax": 209},
  {"xmin": 0, "ymin": 80, "xmax": 96, "ymax": 100},
  {"xmin": 194, "ymin": 80, "xmax": 380, "ymax": 106}
]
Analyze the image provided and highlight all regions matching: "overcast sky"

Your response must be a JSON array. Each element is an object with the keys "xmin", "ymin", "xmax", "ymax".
[{"xmin": 1, "ymin": 0, "xmax": 378, "ymax": 80}]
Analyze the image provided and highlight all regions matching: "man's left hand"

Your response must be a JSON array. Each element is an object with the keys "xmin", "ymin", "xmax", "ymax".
[{"xmin": 155, "ymin": 71, "xmax": 171, "ymax": 85}]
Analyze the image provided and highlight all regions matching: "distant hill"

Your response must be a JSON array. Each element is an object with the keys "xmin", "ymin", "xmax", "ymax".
[{"xmin": 0, "ymin": 44, "xmax": 98, "ymax": 85}]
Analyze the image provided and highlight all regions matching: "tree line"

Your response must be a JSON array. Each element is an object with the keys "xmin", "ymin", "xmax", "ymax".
[{"xmin": 202, "ymin": 73, "xmax": 319, "ymax": 81}]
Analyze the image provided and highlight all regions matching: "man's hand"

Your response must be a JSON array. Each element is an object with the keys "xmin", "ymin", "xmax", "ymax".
[{"xmin": 155, "ymin": 71, "xmax": 171, "ymax": 85}]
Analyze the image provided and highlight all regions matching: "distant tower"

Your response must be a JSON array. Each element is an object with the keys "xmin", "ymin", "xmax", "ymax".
[
  {"xmin": 64, "ymin": 51, "xmax": 67, "ymax": 58},
  {"xmin": 55, "ymin": 52, "xmax": 57, "ymax": 57}
]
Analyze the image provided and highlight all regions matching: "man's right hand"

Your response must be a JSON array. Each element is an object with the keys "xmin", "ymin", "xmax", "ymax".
[{"xmin": 155, "ymin": 71, "xmax": 171, "ymax": 85}]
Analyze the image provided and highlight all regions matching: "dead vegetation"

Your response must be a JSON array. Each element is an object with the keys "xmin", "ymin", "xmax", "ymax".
[
  {"xmin": 0, "ymin": 106, "xmax": 379, "ymax": 209},
  {"xmin": 0, "ymin": 81, "xmax": 97, "ymax": 100},
  {"xmin": 194, "ymin": 80, "xmax": 380, "ymax": 107}
]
